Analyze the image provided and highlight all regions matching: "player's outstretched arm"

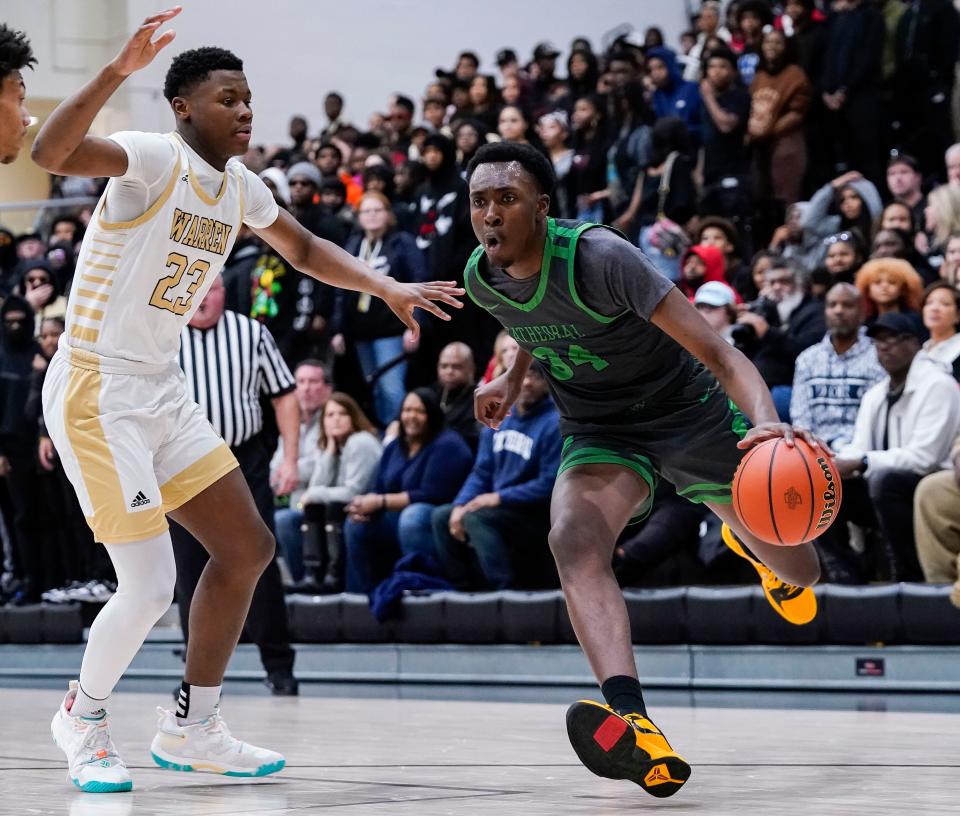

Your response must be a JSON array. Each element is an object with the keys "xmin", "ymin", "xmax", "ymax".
[
  {"xmin": 254, "ymin": 209, "xmax": 463, "ymax": 340},
  {"xmin": 474, "ymin": 347, "xmax": 532, "ymax": 429},
  {"xmin": 650, "ymin": 288, "xmax": 830, "ymax": 452},
  {"xmin": 31, "ymin": 7, "xmax": 180, "ymax": 177}
]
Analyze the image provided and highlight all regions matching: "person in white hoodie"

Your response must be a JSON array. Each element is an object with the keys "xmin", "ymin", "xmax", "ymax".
[{"xmin": 819, "ymin": 312, "xmax": 960, "ymax": 582}]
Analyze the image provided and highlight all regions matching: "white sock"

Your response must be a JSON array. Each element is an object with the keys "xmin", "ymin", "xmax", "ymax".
[
  {"xmin": 69, "ymin": 681, "xmax": 107, "ymax": 719},
  {"xmin": 75, "ymin": 533, "xmax": 176, "ymax": 704},
  {"xmin": 176, "ymin": 683, "xmax": 222, "ymax": 725}
]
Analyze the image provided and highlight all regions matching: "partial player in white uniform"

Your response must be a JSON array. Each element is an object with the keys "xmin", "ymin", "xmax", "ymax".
[{"xmin": 32, "ymin": 8, "xmax": 462, "ymax": 793}]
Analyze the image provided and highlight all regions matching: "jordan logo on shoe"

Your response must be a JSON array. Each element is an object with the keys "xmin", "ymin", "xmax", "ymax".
[
  {"xmin": 644, "ymin": 763, "xmax": 685, "ymax": 787},
  {"xmin": 130, "ymin": 491, "xmax": 151, "ymax": 508}
]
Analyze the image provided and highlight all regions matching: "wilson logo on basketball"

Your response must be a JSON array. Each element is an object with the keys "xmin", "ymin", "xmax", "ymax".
[
  {"xmin": 815, "ymin": 456, "xmax": 838, "ymax": 529},
  {"xmin": 784, "ymin": 486, "xmax": 802, "ymax": 510}
]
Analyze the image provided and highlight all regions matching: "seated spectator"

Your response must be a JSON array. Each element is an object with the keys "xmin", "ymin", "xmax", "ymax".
[
  {"xmin": 938, "ymin": 232, "xmax": 960, "ymax": 286},
  {"xmin": 693, "ymin": 216, "xmax": 747, "ymax": 287},
  {"xmin": 800, "ymin": 171, "xmax": 883, "ymax": 257},
  {"xmin": 343, "ymin": 388, "xmax": 473, "ymax": 593},
  {"xmin": 878, "ymin": 200, "xmax": 917, "ymax": 236},
  {"xmin": 258, "ymin": 167, "xmax": 290, "ymax": 207},
  {"xmin": 790, "ymin": 283, "xmax": 885, "ymax": 450},
  {"xmin": 431, "ymin": 341, "xmax": 481, "ymax": 451},
  {"xmin": 286, "ymin": 161, "xmax": 347, "ymax": 246},
  {"xmin": 734, "ymin": 257, "xmax": 826, "ymax": 420},
  {"xmin": 48, "ymin": 215, "xmax": 83, "ymax": 249},
  {"xmin": 331, "ymin": 191, "xmax": 426, "ymax": 426},
  {"xmin": 921, "ymin": 184, "xmax": 960, "ymax": 268},
  {"xmin": 482, "ymin": 330, "xmax": 519, "ymax": 384},
  {"xmin": 748, "ymin": 28, "xmax": 812, "ymax": 211},
  {"xmin": 870, "ymin": 227, "xmax": 935, "ymax": 282},
  {"xmin": 282, "ymin": 393, "xmax": 382, "ymax": 590},
  {"xmin": 854, "ymin": 258, "xmax": 923, "ymax": 322},
  {"xmin": 678, "ymin": 244, "xmax": 727, "ymax": 301},
  {"xmin": 823, "ymin": 313, "xmax": 960, "ymax": 582},
  {"xmin": 431, "ymin": 364, "xmax": 560, "ymax": 590},
  {"xmin": 914, "ymin": 435, "xmax": 960, "ymax": 607},
  {"xmin": 733, "ymin": 249, "xmax": 775, "ymax": 301},
  {"xmin": 272, "ymin": 360, "xmax": 331, "ymax": 573},
  {"xmin": 17, "ymin": 260, "xmax": 66, "ymax": 334},
  {"xmin": 693, "ymin": 280, "xmax": 738, "ymax": 343},
  {"xmin": 812, "ymin": 231, "xmax": 865, "ymax": 299},
  {"xmin": 768, "ymin": 203, "xmax": 822, "ymax": 277},
  {"xmin": 920, "ymin": 281, "xmax": 960, "ymax": 381},
  {"xmin": 886, "ymin": 153, "xmax": 925, "ymax": 230}
]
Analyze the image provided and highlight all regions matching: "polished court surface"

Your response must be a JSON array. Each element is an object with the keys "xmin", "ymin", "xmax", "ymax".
[{"xmin": 1, "ymin": 686, "xmax": 955, "ymax": 815}]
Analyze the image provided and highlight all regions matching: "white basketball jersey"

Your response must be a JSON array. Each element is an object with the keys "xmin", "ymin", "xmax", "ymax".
[{"xmin": 64, "ymin": 133, "xmax": 256, "ymax": 367}]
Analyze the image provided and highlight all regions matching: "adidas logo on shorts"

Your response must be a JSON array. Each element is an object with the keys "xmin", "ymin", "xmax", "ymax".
[{"xmin": 130, "ymin": 491, "xmax": 151, "ymax": 508}]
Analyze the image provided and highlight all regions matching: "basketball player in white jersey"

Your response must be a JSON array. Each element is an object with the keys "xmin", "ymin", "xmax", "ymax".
[{"xmin": 32, "ymin": 7, "xmax": 462, "ymax": 792}]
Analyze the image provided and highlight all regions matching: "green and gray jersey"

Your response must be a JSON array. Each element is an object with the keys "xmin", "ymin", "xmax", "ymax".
[{"xmin": 464, "ymin": 218, "xmax": 701, "ymax": 432}]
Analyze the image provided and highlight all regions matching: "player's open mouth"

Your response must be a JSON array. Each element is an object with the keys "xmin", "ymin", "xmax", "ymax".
[{"xmin": 484, "ymin": 235, "xmax": 501, "ymax": 250}]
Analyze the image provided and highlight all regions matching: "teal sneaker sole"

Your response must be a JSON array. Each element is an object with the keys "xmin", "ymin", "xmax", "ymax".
[
  {"xmin": 151, "ymin": 751, "xmax": 285, "ymax": 777},
  {"xmin": 72, "ymin": 777, "xmax": 133, "ymax": 793}
]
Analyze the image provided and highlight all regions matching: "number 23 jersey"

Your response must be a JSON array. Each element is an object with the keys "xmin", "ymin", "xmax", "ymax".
[{"xmin": 64, "ymin": 130, "xmax": 279, "ymax": 367}]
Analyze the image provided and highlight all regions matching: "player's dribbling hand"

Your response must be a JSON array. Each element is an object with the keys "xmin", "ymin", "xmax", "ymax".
[
  {"xmin": 111, "ymin": 7, "xmax": 181, "ymax": 77},
  {"xmin": 474, "ymin": 374, "xmax": 519, "ymax": 430},
  {"xmin": 738, "ymin": 422, "xmax": 834, "ymax": 455},
  {"xmin": 381, "ymin": 279, "xmax": 464, "ymax": 340}
]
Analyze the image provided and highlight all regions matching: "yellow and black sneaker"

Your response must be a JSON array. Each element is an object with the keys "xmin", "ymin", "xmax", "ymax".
[
  {"xmin": 721, "ymin": 522, "xmax": 817, "ymax": 625},
  {"xmin": 565, "ymin": 700, "xmax": 690, "ymax": 798}
]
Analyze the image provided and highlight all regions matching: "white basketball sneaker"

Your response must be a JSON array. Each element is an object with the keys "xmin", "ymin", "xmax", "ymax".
[
  {"xmin": 51, "ymin": 684, "xmax": 132, "ymax": 793},
  {"xmin": 150, "ymin": 707, "xmax": 285, "ymax": 777}
]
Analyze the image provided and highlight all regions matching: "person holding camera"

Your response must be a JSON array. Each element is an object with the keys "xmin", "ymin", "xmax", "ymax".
[{"xmin": 732, "ymin": 257, "xmax": 825, "ymax": 421}]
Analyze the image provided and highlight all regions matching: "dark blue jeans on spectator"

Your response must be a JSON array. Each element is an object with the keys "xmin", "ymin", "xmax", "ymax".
[
  {"xmin": 275, "ymin": 507, "xmax": 304, "ymax": 581},
  {"xmin": 344, "ymin": 502, "xmax": 438, "ymax": 593},
  {"xmin": 431, "ymin": 503, "xmax": 554, "ymax": 590},
  {"xmin": 355, "ymin": 335, "xmax": 406, "ymax": 425},
  {"xmin": 771, "ymin": 384, "xmax": 792, "ymax": 422}
]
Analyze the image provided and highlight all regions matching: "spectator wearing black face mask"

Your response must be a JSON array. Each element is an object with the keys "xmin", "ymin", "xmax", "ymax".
[{"xmin": 0, "ymin": 295, "xmax": 44, "ymax": 603}]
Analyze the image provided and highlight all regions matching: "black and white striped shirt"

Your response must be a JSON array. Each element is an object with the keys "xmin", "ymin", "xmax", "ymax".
[{"xmin": 179, "ymin": 310, "xmax": 295, "ymax": 448}]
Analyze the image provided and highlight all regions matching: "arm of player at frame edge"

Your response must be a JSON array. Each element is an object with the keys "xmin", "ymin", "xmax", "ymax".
[
  {"xmin": 251, "ymin": 210, "xmax": 463, "ymax": 339},
  {"xmin": 31, "ymin": 8, "xmax": 182, "ymax": 177},
  {"xmin": 649, "ymin": 288, "xmax": 832, "ymax": 453}
]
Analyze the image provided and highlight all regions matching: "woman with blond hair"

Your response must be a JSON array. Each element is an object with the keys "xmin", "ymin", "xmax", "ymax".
[
  {"xmin": 922, "ymin": 184, "xmax": 960, "ymax": 266},
  {"xmin": 331, "ymin": 191, "xmax": 427, "ymax": 425},
  {"xmin": 276, "ymin": 392, "xmax": 382, "ymax": 590},
  {"xmin": 854, "ymin": 258, "xmax": 924, "ymax": 322}
]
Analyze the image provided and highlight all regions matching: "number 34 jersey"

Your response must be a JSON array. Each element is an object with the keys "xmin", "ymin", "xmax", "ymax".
[{"xmin": 64, "ymin": 131, "xmax": 279, "ymax": 367}]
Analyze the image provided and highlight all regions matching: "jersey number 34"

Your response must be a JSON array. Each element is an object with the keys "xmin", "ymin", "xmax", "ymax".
[{"xmin": 149, "ymin": 251, "xmax": 211, "ymax": 316}]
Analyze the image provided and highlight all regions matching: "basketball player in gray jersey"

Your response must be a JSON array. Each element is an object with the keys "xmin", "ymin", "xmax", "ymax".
[{"xmin": 468, "ymin": 142, "xmax": 827, "ymax": 798}]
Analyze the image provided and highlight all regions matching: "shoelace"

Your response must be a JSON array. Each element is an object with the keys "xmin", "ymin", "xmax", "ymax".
[
  {"xmin": 77, "ymin": 718, "xmax": 121, "ymax": 767},
  {"xmin": 196, "ymin": 712, "xmax": 240, "ymax": 756}
]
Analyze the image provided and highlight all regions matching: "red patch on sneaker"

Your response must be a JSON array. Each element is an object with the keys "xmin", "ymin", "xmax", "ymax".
[
  {"xmin": 592, "ymin": 715, "xmax": 628, "ymax": 752},
  {"xmin": 95, "ymin": 749, "xmax": 108, "ymax": 759}
]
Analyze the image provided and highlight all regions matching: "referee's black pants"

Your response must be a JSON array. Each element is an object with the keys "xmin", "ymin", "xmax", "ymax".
[{"xmin": 170, "ymin": 433, "xmax": 295, "ymax": 675}]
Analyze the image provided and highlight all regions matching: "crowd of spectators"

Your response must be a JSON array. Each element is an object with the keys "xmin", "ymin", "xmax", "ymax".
[{"xmin": 5, "ymin": 0, "xmax": 960, "ymax": 613}]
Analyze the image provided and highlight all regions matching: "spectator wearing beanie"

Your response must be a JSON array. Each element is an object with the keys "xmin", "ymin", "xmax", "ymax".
[{"xmin": 286, "ymin": 161, "xmax": 347, "ymax": 247}]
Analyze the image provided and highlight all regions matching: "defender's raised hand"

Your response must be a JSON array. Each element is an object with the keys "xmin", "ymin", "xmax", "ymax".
[{"xmin": 381, "ymin": 279, "xmax": 464, "ymax": 340}]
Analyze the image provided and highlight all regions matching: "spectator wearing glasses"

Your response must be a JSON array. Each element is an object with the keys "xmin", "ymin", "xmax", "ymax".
[
  {"xmin": 286, "ymin": 161, "xmax": 347, "ymax": 247},
  {"xmin": 920, "ymin": 281, "xmax": 960, "ymax": 381},
  {"xmin": 824, "ymin": 312, "xmax": 960, "ymax": 582},
  {"xmin": 331, "ymin": 192, "xmax": 427, "ymax": 426}
]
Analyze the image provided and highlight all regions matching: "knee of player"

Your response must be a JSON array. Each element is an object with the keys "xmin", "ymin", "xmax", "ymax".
[
  {"xmin": 235, "ymin": 524, "xmax": 276, "ymax": 573},
  {"xmin": 140, "ymin": 572, "xmax": 176, "ymax": 619},
  {"xmin": 548, "ymin": 519, "xmax": 611, "ymax": 571}
]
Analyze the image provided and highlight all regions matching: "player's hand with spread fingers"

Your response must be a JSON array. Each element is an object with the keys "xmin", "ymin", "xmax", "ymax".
[
  {"xmin": 110, "ymin": 6, "xmax": 181, "ymax": 77},
  {"xmin": 738, "ymin": 422, "xmax": 834, "ymax": 455},
  {"xmin": 380, "ymin": 279, "xmax": 464, "ymax": 340}
]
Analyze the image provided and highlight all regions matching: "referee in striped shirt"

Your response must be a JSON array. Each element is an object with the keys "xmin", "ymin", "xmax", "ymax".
[{"xmin": 172, "ymin": 275, "xmax": 301, "ymax": 695}]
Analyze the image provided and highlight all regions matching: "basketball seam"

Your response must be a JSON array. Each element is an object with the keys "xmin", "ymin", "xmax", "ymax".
[
  {"xmin": 767, "ymin": 439, "xmax": 785, "ymax": 545},
  {"xmin": 798, "ymin": 444, "xmax": 816, "ymax": 543}
]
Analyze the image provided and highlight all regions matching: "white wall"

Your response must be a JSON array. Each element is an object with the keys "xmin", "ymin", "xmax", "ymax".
[{"xmin": 8, "ymin": 0, "xmax": 688, "ymax": 143}]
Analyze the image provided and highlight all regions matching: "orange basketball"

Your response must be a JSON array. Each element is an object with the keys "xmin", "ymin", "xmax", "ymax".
[{"xmin": 732, "ymin": 438, "xmax": 842, "ymax": 546}]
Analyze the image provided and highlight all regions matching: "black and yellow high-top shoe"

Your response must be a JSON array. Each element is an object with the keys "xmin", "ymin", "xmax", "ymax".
[
  {"xmin": 565, "ymin": 700, "xmax": 690, "ymax": 798},
  {"xmin": 721, "ymin": 523, "xmax": 817, "ymax": 625}
]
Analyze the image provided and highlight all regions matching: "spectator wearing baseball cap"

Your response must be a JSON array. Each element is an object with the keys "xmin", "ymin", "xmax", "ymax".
[
  {"xmin": 823, "ymin": 309, "xmax": 960, "ymax": 583},
  {"xmin": 530, "ymin": 41, "xmax": 562, "ymax": 112},
  {"xmin": 694, "ymin": 280, "xmax": 738, "ymax": 344}
]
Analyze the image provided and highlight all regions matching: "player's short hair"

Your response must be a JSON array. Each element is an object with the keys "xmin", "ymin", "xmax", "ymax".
[
  {"xmin": 0, "ymin": 24, "xmax": 36, "ymax": 83},
  {"xmin": 163, "ymin": 47, "xmax": 243, "ymax": 102},
  {"xmin": 466, "ymin": 142, "xmax": 556, "ymax": 196}
]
